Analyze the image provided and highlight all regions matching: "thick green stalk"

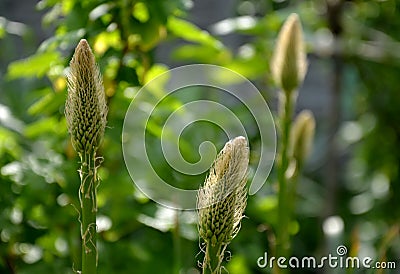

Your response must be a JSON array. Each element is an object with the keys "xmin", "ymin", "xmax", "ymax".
[
  {"xmin": 276, "ymin": 91, "xmax": 295, "ymax": 264},
  {"xmin": 202, "ymin": 243, "xmax": 224, "ymax": 274},
  {"xmin": 79, "ymin": 152, "xmax": 98, "ymax": 274},
  {"xmin": 270, "ymin": 13, "xmax": 307, "ymax": 273}
]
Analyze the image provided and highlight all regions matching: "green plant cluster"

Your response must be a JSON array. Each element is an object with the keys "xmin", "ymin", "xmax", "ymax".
[{"xmin": 1, "ymin": 0, "xmax": 400, "ymax": 274}]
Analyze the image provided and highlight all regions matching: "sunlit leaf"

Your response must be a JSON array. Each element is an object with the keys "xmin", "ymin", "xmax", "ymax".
[
  {"xmin": 28, "ymin": 90, "xmax": 65, "ymax": 116},
  {"xmin": 258, "ymin": 195, "xmax": 278, "ymax": 212},
  {"xmin": 0, "ymin": 127, "xmax": 21, "ymax": 158},
  {"xmin": 224, "ymin": 57, "xmax": 268, "ymax": 80},
  {"xmin": 133, "ymin": 2, "xmax": 150, "ymax": 23},
  {"xmin": 24, "ymin": 117, "xmax": 66, "ymax": 138},
  {"xmin": 93, "ymin": 30, "xmax": 122, "ymax": 55},
  {"xmin": 61, "ymin": 0, "xmax": 75, "ymax": 14},
  {"xmin": 37, "ymin": 29, "xmax": 85, "ymax": 52},
  {"xmin": 0, "ymin": 24, "xmax": 5, "ymax": 38},
  {"xmin": 52, "ymin": 76, "xmax": 67, "ymax": 92},
  {"xmin": 226, "ymin": 255, "xmax": 251, "ymax": 274},
  {"xmin": 42, "ymin": 3, "xmax": 63, "ymax": 26},
  {"xmin": 172, "ymin": 44, "xmax": 230, "ymax": 63},
  {"xmin": 138, "ymin": 64, "xmax": 170, "ymax": 98},
  {"xmin": 143, "ymin": 63, "xmax": 168, "ymax": 84},
  {"xmin": 167, "ymin": 16, "xmax": 223, "ymax": 49},
  {"xmin": 7, "ymin": 52, "xmax": 61, "ymax": 80},
  {"xmin": 146, "ymin": 120, "xmax": 163, "ymax": 138}
]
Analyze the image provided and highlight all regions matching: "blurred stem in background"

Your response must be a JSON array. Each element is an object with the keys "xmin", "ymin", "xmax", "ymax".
[
  {"xmin": 325, "ymin": 0, "xmax": 344, "ymax": 219},
  {"xmin": 270, "ymin": 13, "xmax": 314, "ymax": 273}
]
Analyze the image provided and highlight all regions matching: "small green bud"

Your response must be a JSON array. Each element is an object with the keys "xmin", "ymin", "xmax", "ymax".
[
  {"xmin": 289, "ymin": 110, "xmax": 315, "ymax": 168},
  {"xmin": 65, "ymin": 39, "xmax": 108, "ymax": 155},
  {"xmin": 271, "ymin": 13, "xmax": 307, "ymax": 93},
  {"xmin": 197, "ymin": 136, "xmax": 249, "ymax": 246}
]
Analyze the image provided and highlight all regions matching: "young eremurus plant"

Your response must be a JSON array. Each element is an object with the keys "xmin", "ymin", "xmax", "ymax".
[
  {"xmin": 65, "ymin": 39, "xmax": 108, "ymax": 274},
  {"xmin": 197, "ymin": 136, "xmax": 249, "ymax": 274},
  {"xmin": 270, "ymin": 13, "xmax": 315, "ymax": 273}
]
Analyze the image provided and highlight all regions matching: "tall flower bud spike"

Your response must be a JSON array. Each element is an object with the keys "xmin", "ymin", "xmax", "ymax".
[
  {"xmin": 197, "ymin": 136, "xmax": 249, "ymax": 274},
  {"xmin": 64, "ymin": 39, "xmax": 107, "ymax": 274},
  {"xmin": 65, "ymin": 39, "xmax": 108, "ymax": 155},
  {"xmin": 271, "ymin": 13, "xmax": 307, "ymax": 93}
]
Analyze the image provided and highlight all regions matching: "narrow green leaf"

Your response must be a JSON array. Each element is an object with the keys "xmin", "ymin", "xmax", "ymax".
[
  {"xmin": 24, "ymin": 117, "xmax": 66, "ymax": 138},
  {"xmin": 167, "ymin": 16, "xmax": 223, "ymax": 49},
  {"xmin": 37, "ymin": 29, "xmax": 86, "ymax": 52},
  {"xmin": 28, "ymin": 90, "xmax": 65, "ymax": 116},
  {"xmin": 7, "ymin": 52, "xmax": 61, "ymax": 80},
  {"xmin": 172, "ymin": 44, "xmax": 230, "ymax": 63},
  {"xmin": 0, "ymin": 127, "xmax": 21, "ymax": 158}
]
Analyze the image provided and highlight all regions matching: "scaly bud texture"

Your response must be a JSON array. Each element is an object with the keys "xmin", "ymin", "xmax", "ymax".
[
  {"xmin": 65, "ymin": 39, "xmax": 107, "ymax": 155},
  {"xmin": 65, "ymin": 39, "xmax": 107, "ymax": 274},
  {"xmin": 197, "ymin": 136, "xmax": 249, "ymax": 274},
  {"xmin": 271, "ymin": 13, "xmax": 307, "ymax": 93}
]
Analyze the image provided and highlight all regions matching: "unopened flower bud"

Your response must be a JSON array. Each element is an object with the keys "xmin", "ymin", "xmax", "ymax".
[
  {"xmin": 65, "ymin": 39, "xmax": 108, "ymax": 155},
  {"xmin": 289, "ymin": 110, "xmax": 315, "ymax": 168},
  {"xmin": 271, "ymin": 13, "xmax": 307, "ymax": 93},
  {"xmin": 197, "ymin": 136, "xmax": 249, "ymax": 245}
]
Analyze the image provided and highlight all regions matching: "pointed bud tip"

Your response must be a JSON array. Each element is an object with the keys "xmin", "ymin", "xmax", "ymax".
[
  {"xmin": 74, "ymin": 39, "xmax": 93, "ymax": 56},
  {"xmin": 271, "ymin": 13, "xmax": 307, "ymax": 93},
  {"xmin": 298, "ymin": 110, "xmax": 315, "ymax": 123},
  {"xmin": 70, "ymin": 38, "xmax": 96, "ymax": 71},
  {"xmin": 287, "ymin": 13, "xmax": 300, "ymax": 26},
  {"xmin": 77, "ymin": 39, "xmax": 90, "ymax": 49}
]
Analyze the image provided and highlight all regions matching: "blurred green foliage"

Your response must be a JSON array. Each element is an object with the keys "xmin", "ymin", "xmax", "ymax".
[{"xmin": 1, "ymin": 0, "xmax": 400, "ymax": 273}]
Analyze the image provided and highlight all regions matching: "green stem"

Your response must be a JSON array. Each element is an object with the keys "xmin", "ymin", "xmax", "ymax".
[
  {"xmin": 276, "ymin": 90, "xmax": 295, "ymax": 270},
  {"xmin": 79, "ymin": 152, "xmax": 98, "ymax": 274},
  {"xmin": 286, "ymin": 166, "xmax": 300, "ymax": 232},
  {"xmin": 202, "ymin": 243, "xmax": 224, "ymax": 274}
]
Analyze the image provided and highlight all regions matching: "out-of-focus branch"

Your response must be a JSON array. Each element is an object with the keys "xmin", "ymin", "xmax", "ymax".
[{"xmin": 324, "ymin": 0, "xmax": 344, "ymax": 218}]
